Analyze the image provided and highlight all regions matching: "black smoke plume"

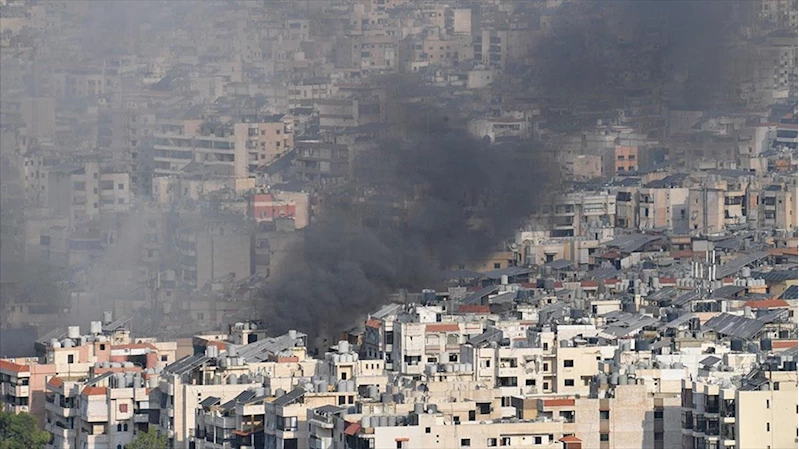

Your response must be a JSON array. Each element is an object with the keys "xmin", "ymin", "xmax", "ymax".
[
  {"xmin": 530, "ymin": 0, "xmax": 749, "ymax": 109},
  {"xmin": 262, "ymin": 116, "xmax": 560, "ymax": 347}
]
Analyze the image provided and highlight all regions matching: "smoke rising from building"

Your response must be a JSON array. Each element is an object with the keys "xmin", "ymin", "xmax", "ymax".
[{"xmin": 262, "ymin": 114, "xmax": 561, "ymax": 347}]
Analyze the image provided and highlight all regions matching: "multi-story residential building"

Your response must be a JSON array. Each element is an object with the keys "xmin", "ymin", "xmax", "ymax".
[
  {"xmin": 759, "ymin": 183, "xmax": 796, "ymax": 231},
  {"xmin": 615, "ymin": 146, "xmax": 639, "ymax": 174},
  {"xmin": 529, "ymin": 190, "xmax": 616, "ymax": 239},
  {"xmin": 152, "ymin": 116, "xmax": 293, "ymax": 178},
  {"xmin": 681, "ymin": 361, "xmax": 798, "ymax": 449},
  {"xmin": 43, "ymin": 371, "xmax": 155, "ymax": 449},
  {"xmin": 294, "ymin": 140, "xmax": 350, "ymax": 182},
  {"xmin": 174, "ymin": 213, "xmax": 252, "ymax": 290}
]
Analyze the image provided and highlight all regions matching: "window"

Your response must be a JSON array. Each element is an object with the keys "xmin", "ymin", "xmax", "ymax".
[
  {"xmin": 425, "ymin": 427, "xmax": 431, "ymax": 434},
  {"xmin": 119, "ymin": 403, "xmax": 128, "ymax": 413},
  {"xmin": 487, "ymin": 438, "xmax": 497, "ymax": 447},
  {"xmin": 123, "ymin": 423, "xmax": 128, "ymax": 431},
  {"xmin": 564, "ymin": 360, "xmax": 574, "ymax": 367},
  {"xmin": 461, "ymin": 439, "xmax": 470, "ymax": 447},
  {"xmin": 534, "ymin": 436, "xmax": 542, "ymax": 444},
  {"xmin": 543, "ymin": 363, "xmax": 549, "ymax": 371},
  {"xmin": 600, "ymin": 434, "xmax": 609, "ymax": 442},
  {"xmin": 396, "ymin": 442, "xmax": 402, "ymax": 449},
  {"xmin": 543, "ymin": 343, "xmax": 548, "ymax": 351},
  {"xmin": 766, "ymin": 423, "xmax": 770, "ymax": 432},
  {"xmin": 454, "ymin": 416, "xmax": 460, "ymax": 425},
  {"xmin": 526, "ymin": 379, "xmax": 536, "ymax": 386},
  {"xmin": 543, "ymin": 382, "xmax": 549, "ymax": 390},
  {"xmin": 117, "ymin": 424, "xmax": 122, "ymax": 432},
  {"xmin": 493, "ymin": 263, "xmax": 501, "ymax": 269},
  {"xmin": 338, "ymin": 396, "xmax": 346, "ymax": 405},
  {"xmin": 449, "ymin": 353, "xmax": 458, "ymax": 362},
  {"xmin": 468, "ymin": 410, "xmax": 476, "ymax": 421},
  {"xmin": 565, "ymin": 379, "xmax": 575, "ymax": 387},
  {"xmin": 654, "ymin": 432, "xmax": 663, "ymax": 441},
  {"xmin": 161, "ymin": 355, "xmax": 168, "ymax": 362},
  {"xmin": 654, "ymin": 410, "xmax": 663, "ymax": 419},
  {"xmin": 118, "ymin": 184, "xmax": 124, "ymax": 190},
  {"xmin": 478, "ymin": 403, "xmax": 491, "ymax": 414},
  {"xmin": 766, "ymin": 399, "xmax": 770, "ymax": 409},
  {"xmin": 68, "ymin": 355, "xmax": 74, "ymax": 363},
  {"xmin": 600, "ymin": 410, "xmax": 610, "ymax": 420}
]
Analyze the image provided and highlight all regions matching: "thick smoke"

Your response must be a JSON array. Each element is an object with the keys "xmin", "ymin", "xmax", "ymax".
[
  {"xmin": 263, "ymin": 114, "xmax": 560, "ymax": 347},
  {"xmin": 531, "ymin": 1, "xmax": 748, "ymax": 109}
]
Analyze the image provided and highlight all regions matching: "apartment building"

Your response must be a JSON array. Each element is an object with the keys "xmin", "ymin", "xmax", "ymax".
[
  {"xmin": 529, "ymin": 191, "xmax": 616, "ymax": 239},
  {"xmin": 615, "ymin": 146, "xmax": 639, "ymax": 174},
  {"xmin": 681, "ymin": 363, "xmax": 798, "ymax": 449},
  {"xmin": 250, "ymin": 190, "xmax": 310, "ymax": 230},
  {"xmin": 175, "ymin": 214, "xmax": 252, "ymax": 290},
  {"xmin": 759, "ymin": 184, "xmax": 796, "ymax": 231},
  {"xmin": 44, "ymin": 371, "xmax": 155, "ymax": 449},
  {"xmin": 2, "ymin": 316, "xmax": 175, "ymax": 427},
  {"xmin": 152, "ymin": 116, "xmax": 293, "ymax": 178}
]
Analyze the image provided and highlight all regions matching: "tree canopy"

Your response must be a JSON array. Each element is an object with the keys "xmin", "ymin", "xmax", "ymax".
[
  {"xmin": 128, "ymin": 427, "xmax": 168, "ymax": 449},
  {"xmin": 0, "ymin": 411, "xmax": 50, "ymax": 449}
]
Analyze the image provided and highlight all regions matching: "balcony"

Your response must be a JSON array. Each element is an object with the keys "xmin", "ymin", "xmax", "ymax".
[
  {"xmin": 134, "ymin": 413, "xmax": 149, "ymax": 423},
  {"xmin": 46, "ymin": 400, "xmax": 77, "ymax": 418}
]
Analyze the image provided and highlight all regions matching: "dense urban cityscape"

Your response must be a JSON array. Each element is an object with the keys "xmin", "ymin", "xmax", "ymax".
[{"xmin": 0, "ymin": 0, "xmax": 797, "ymax": 448}]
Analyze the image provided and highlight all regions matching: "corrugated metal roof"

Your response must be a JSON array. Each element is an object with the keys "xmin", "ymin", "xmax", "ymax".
[
  {"xmin": 466, "ymin": 327, "xmax": 503, "ymax": 347},
  {"xmin": 237, "ymin": 331, "xmax": 307, "ymax": 363},
  {"xmin": 272, "ymin": 387, "xmax": 305, "ymax": 408},
  {"xmin": 200, "ymin": 396, "xmax": 221, "ymax": 408},
  {"xmin": 779, "ymin": 285, "xmax": 798, "ymax": 300},
  {"xmin": 661, "ymin": 313, "xmax": 696, "ymax": 329},
  {"xmin": 462, "ymin": 285, "xmax": 499, "ymax": 305},
  {"xmin": 710, "ymin": 285, "xmax": 745, "ymax": 299},
  {"xmin": 699, "ymin": 356, "xmax": 721, "ymax": 367},
  {"xmin": 481, "ymin": 266, "xmax": 532, "ymax": 280},
  {"xmin": 543, "ymin": 259, "xmax": 573, "ymax": 270},
  {"xmin": 752, "ymin": 269, "xmax": 798, "ymax": 283},
  {"xmin": 702, "ymin": 313, "xmax": 765, "ymax": 340},
  {"xmin": 603, "ymin": 234, "xmax": 660, "ymax": 253},
  {"xmin": 715, "ymin": 251, "xmax": 769, "ymax": 279},
  {"xmin": 163, "ymin": 354, "xmax": 211, "ymax": 375}
]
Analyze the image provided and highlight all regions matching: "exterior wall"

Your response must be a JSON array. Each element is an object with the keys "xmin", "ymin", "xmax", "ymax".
[{"xmin": 615, "ymin": 146, "xmax": 639, "ymax": 173}]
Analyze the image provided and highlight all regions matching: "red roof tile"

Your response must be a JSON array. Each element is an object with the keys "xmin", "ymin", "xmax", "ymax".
[
  {"xmin": 425, "ymin": 323, "xmax": 460, "ymax": 333},
  {"xmin": 365, "ymin": 319, "xmax": 382, "ymax": 329},
  {"xmin": 581, "ymin": 280, "xmax": 599, "ymax": 288},
  {"xmin": 81, "ymin": 386, "xmax": 107, "ymax": 396},
  {"xmin": 47, "ymin": 377, "xmax": 64, "ymax": 388},
  {"xmin": 773, "ymin": 340, "xmax": 798, "ymax": 349},
  {"xmin": 344, "ymin": 422, "xmax": 362, "ymax": 435},
  {"xmin": 560, "ymin": 435, "xmax": 582, "ymax": 443},
  {"xmin": 744, "ymin": 299, "xmax": 789, "ymax": 309},
  {"xmin": 660, "ymin": 277, "xmax": 677, "ymax": 285},
  {"xmin": 519, "ymin": 282, "xmax": 537, "ymax": 289},
  {"xmin": 0, "ymin": 360, "xmax": 30, "ymax": 373},
  {"xmin": 276, "ymin": 356, "xmax": 299, "ymax": 363},
  {"xmin": 604, "ymin": 279, "xmax": 618, "ymax": 285},
  {"xmin": 554, "ymin": 281, "xmax": 563, "ymax": 288},
  {"xmin": 457, "ymin": 305, "xmax": 490, "ymax": 314}
]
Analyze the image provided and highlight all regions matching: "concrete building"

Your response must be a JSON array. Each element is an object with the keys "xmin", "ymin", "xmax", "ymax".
[
  {"xmin": 152, "ymin": 116, "xmax": 293, "ymax": 179},
  {"xmin": 681, "ymin": 363, "xmax": 798, "ymax": 449},
  {"xmin": 175, "ymin": 214, "xmax": 252, "ymax": 290}
]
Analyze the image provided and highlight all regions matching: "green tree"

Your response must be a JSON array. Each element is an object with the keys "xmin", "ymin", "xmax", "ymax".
[
  {"xmin": 0, "ymin": 411, "xmax": 50, "ymax": 449},
  {"xmin": 128, "ymin": 427, "xmax": 168, "ymax": 449}
]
